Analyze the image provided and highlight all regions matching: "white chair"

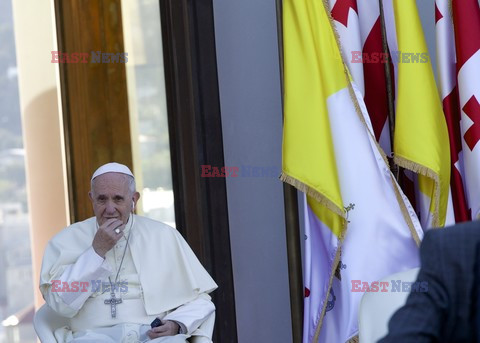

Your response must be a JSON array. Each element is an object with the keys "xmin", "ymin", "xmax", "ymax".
[
  {"xmin": 33, "ymin": 303, "xmax": 215, "ymax": 343},
  {"xmin": 34, "ymin": 304, "xmax": 68, "ymax": 343},
  {"xmin": 358, "ymin": 267, "xmax": 420, "ymax": 343}
]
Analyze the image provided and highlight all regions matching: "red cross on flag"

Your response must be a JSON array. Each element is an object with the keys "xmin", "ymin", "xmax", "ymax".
[
  {"xmin": 331, "ymin": 0, "xmax": 358, "ymax": 27},
  {"xmin": 463, "ymin": 96, "xmax": 480, "ymax": 152},
  {"xmin": 436, "ymin": 0, "xmax": 480, "ymax": 221},
  {"xmin": 455, "ymin": 0, "xmax": 480, "ymax": 220},
  {"xmin": 435, "ymin": 0, "xmax": 471, "ymax": 223},
  {"xmin": 329, "ymin": 0, "xmax": 393, "ymax": 154}
]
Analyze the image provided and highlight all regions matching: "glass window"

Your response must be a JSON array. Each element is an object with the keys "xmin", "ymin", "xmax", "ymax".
[
  {"xmin": 122, "ymin": 0, "xmax": 175, "ymax": 228},
  {"xmin": 0, "ymin": 0, "xmax": 35, "ymax": 341}
]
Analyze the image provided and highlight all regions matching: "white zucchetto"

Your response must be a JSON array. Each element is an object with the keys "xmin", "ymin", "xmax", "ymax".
[{"xmin": 91, "ymin": 162, "xmax": 134, "ymax": 182}]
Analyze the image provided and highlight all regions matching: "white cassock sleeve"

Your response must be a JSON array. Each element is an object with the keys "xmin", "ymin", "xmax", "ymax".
[
  {"xmin": 42, "ymin": 247, "xmax": 113, "ymax": 318},
  {"xmin": 163, "ymin": 293, "xmax": 215, "ymax": 335}
]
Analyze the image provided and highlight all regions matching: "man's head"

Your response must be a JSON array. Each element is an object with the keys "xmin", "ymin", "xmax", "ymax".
[{"xmin": 89, "ymin": 163, "xmax": 140, "ymax": 226}]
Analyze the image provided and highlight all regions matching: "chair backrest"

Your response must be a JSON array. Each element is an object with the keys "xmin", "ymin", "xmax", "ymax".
[
  {"xmin": 34, "ymin": 303, "xmax": 216, "ymax": 342},
  {"xmin": 358, "ymin": 267, "xmax": 420, "ymax": 343}
]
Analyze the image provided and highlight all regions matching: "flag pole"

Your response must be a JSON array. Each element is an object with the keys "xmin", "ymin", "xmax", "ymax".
[
  {"xmin": 276, "ymin": 0, "xmax": 304, "ymax": 341},
  {"xmin": 378, "ymin": 0, "xmax": 400, "ymax": 181}
]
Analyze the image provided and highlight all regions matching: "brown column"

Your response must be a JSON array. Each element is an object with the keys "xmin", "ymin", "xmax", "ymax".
[{"xmin": 54, "ymin": 0, "xmax": 133, "ymax": 222}]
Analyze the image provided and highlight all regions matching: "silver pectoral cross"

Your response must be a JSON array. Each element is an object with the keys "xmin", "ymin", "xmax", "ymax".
[{"xmin": 104, "ymin": 291, "xmax": 122, "ymax": 318}]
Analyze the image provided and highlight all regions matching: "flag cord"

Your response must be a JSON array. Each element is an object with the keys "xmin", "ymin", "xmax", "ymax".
[{"xmin": 276, "ymin": 0, "xmax": 305, "ymax": 341}]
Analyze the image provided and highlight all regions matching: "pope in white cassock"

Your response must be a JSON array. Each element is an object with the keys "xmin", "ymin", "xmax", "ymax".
[{"xmin": 39, "ymin": 162, "xmax": 218, "ymax": 342}]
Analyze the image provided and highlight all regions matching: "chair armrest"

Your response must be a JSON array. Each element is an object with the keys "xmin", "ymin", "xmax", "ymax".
[
  {"xmin": 34, "ymin": 304, "xmax": 69, "ymax": 342},
  {"xmin": 358, "ymin": 267, "xmax": 420, "ymax": 342}
]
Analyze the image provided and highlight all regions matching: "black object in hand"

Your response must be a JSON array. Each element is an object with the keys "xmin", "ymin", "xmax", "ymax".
[{"xmin": 151, "ymin": 318, "xmax": 163, "ymax": 328}]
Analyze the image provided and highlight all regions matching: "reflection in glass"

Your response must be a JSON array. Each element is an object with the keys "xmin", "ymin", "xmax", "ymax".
[
  {"xmin": 0, "ymin": 0, "xmax": 35, "ymax": 342},
  {"xmin": 122, "ymin": 0, "xmax": 175, "ymax": 227}
]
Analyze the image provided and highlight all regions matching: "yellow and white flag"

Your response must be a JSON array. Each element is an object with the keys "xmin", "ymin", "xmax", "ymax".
[
  {"xmin": 282, "ymin": 0, "xmax": 423, "ymax": 342},
  {"xmin": 383, "ymin": 0, "xmax": 451, "ymax": 228}
]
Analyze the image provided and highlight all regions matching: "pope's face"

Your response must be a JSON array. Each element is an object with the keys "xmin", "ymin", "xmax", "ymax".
[{"xmin": 89, "ymin": 173, "xmax": 139, "ymax": 226}]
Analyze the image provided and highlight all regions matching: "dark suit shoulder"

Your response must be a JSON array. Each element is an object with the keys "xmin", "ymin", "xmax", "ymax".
[
  {"xmin": 422, "ymin": 220, "xmax": 480, "ymax": 253},
  {"xmin": 381, "ymin": 221, "xmax": 480, "ymax": 343}
]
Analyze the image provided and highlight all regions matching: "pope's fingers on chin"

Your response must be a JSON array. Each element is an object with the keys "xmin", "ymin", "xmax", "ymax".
[
  {"xmin": 108, "ymin": 219, "xmax": 123, "ymax": 229},
  {"xmin": 106, "ymin": 224, "xmax": 123, "ymax": 236},
  {"xmin": 101, "ymin": 218, "xmax": 118, "ymax": 228}
]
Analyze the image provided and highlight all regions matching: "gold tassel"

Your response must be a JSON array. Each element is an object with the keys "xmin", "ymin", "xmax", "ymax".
[
  {"xmin": 390, "ymin": 174, "xmax": 422, "ymax": 246},
  {"xmin": 312, "ymin": 221, "xmax": 347, "ymax": 343},
  {"xmin": 393, "ymin": 155, "xmax": 441, "ymax": 227},
  {"xmin": 280, "ymin": 172, "xmax": 346, "ymax": 219},
  {"xmin": 346, "ymin": 335, "xmax": 359, "ymax": 343}
]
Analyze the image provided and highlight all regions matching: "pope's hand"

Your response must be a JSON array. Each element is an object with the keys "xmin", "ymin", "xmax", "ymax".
[
  {"xmin": 92, "ymin": 218, "xmax": 125, "ymax": 257},
  {"xmin": 147, "ymin": 320, "xmax": 180, "ymax": 338}
]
